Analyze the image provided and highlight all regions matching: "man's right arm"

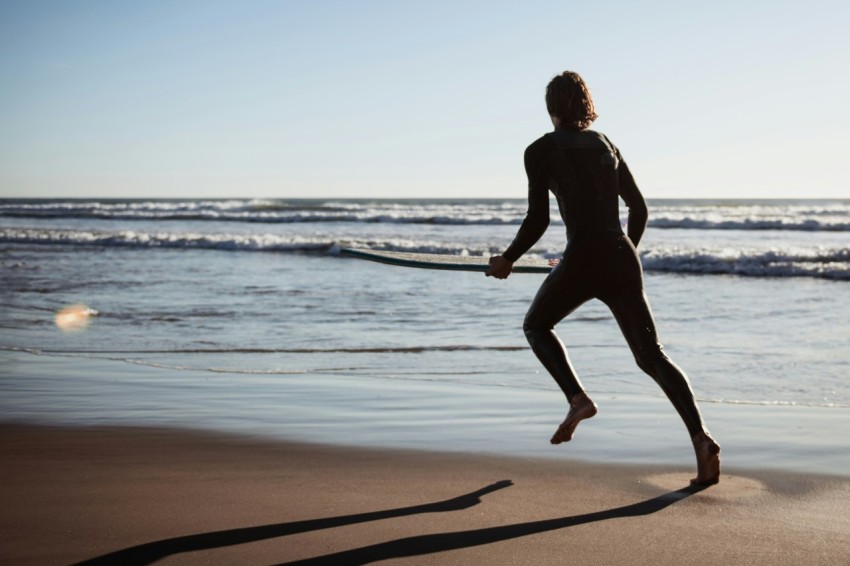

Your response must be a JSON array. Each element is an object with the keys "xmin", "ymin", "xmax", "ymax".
[{"xmin": 502, "ymin": 138, "xmax": 551, "ymax": 262}]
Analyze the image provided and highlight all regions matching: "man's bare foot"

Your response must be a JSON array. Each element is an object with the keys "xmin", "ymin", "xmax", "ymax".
[
  {"xmin": 550, "ymin": 393, "xmax": 598, "ymax": 444},
  {"xmin": 691, "ymin": 431, "xmax": 721, "ymax": 486}
]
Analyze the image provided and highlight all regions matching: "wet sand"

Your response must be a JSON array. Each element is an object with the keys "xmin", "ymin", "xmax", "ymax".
[{"xmin": 1, "ymin": 424, "xmax": 848, "ymax": 565}]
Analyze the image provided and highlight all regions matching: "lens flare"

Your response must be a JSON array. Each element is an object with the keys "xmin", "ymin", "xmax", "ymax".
[{"xmin": 55, "ymin": 304, "xmax": 98, "ymax": 332}]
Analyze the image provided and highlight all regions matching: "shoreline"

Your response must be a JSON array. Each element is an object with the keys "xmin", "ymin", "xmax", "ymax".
[
  {"xmin": 2, "ymin": 423, "xmax": 848, "ymax": 565},
  {"xmin": 2, "ymin": 349, "xmax": 849, "ymax": 478}
]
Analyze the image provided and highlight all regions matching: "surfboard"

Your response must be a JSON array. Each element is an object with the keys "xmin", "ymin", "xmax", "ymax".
[{"xmin": 340, "ymin": 248, "xmax": 553, "ymax": 273}]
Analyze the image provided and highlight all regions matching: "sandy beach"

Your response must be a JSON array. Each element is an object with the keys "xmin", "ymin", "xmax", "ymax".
[{"xmin": 1, "ymin": 424, "xmax": 847, "ymax": 565}]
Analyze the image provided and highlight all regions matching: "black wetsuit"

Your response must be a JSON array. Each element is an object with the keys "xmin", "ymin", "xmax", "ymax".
[{"xmin": 504, "ymin": 129, "xmax": 705, "ymax": 437}]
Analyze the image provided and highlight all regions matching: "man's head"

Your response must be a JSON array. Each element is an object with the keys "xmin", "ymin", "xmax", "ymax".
[{"xmin": 545, "ymin": 71, "xmax": 598, "ymax": 130}]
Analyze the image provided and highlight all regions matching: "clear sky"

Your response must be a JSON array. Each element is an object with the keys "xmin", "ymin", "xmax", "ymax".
[{"xmin": 2, "ymin": 0, "xmax": 848, "ymax": 199}]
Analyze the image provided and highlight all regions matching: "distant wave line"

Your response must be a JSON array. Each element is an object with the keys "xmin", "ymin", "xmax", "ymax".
[
  {"xmin": 0, "ymin": 210, "xmax": 526, "ymax": 225},
  {"xmin": 2, "ymin": 209, "xmax": 849, "ymax": 231},
  {"xmin": 3, "ymin": 199, "xmax": 850, "ymax": 232},
  {"xmin": 6, "ymin": 345, "xmax": 528, "ymax": 355}
]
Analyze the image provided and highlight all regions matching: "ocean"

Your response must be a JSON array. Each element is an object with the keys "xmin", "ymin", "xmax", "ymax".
[{"xmin": 1, "ymin": 198, "xmax": 849, "ymax": 475}]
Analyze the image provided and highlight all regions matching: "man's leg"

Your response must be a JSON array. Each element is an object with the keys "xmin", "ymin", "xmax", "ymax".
[
  {"xmin": 603, "ymin": 286, "xmax": 720, "ymax": 484},
  {"xmin": 523, "ymin": 261, "xmax": 598, "ymax": 443}
]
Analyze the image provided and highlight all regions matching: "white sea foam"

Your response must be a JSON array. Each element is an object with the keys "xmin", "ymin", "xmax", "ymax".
[
  {"xmin": 640, "ymin": 246, "xmax": 850, "ymax": 280},
  {"xmin": 3, "ymin": 226, "xmax": 848, "ymax": 280}
]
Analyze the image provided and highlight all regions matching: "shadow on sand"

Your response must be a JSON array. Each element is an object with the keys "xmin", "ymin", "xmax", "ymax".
[{"xmin": 75, "ymin": 480, "xmax": 705, "ymax": 565}]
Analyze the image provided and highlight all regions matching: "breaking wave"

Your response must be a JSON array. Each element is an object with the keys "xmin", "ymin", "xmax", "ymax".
[{"xmin": 3, "ymin": 226, "xmax": 848, "ymax": 280}]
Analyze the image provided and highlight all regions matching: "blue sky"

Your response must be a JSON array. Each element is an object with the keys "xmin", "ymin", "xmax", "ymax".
[{"xmin": 2, "ymin": 0, "xmax": 848, "ymax": 199}]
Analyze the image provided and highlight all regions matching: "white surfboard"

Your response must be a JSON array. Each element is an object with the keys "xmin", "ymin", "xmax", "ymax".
[{"xmin": 340, "ymin": 248, "xmax": 552, "ymax": 273}]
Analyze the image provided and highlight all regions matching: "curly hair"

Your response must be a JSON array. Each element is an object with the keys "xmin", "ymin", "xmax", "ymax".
[{"xmin": 545, "ymin": 71, "xmax": 598, "ymax": 130}]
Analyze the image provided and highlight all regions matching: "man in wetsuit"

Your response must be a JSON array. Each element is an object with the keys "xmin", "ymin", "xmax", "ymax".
[{"xmin": 486, "ymin": 71, "xmax": 721, "ymax": 485}]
